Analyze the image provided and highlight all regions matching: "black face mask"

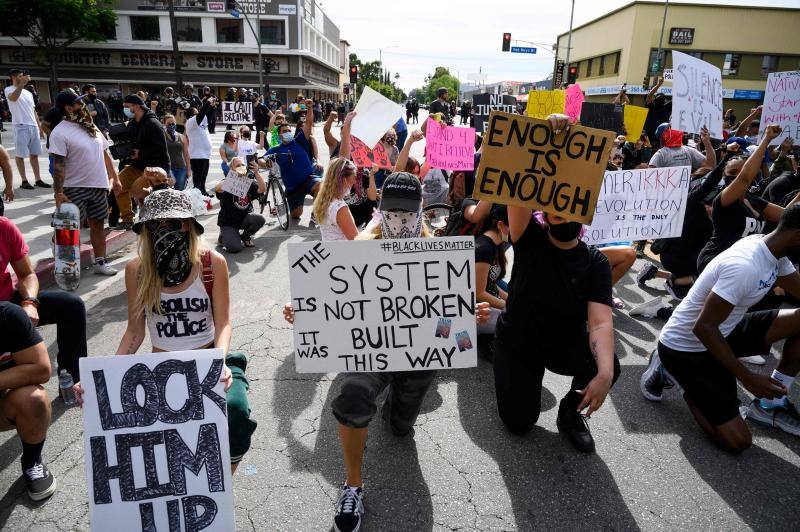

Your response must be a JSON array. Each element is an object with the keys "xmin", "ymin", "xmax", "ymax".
[
  {"xmin": 151, "ymin": 226, "xmax": 192, "ymax": 287},
  {"xmin": 548, "ymin": 221, "xmax": 583, "ymax": 242},
  {"xmin": 241, "ymin": 131, "xmax": 251, "ymax": 139}
]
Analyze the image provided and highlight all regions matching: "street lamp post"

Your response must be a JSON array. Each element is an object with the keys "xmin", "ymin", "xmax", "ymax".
[
  {"xmin": 379, "ymin": 45, "xmax": 399, "ymax": 82},
  {"xmin": 655, "ymin": 0, "xmax": 670, "ymax": 77},
  {"xmin": 565, "ymin": 0, "xmax": 575, "ymax": 67},
  {"xmin": 232, "ymin": 0, "xmax": 264, "ymax": 95}
]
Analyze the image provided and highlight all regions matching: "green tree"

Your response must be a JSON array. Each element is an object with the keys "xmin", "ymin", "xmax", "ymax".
[
  {"xmin": 416, "ymin": 66, "xmax": 460, "ymax": 103},
  {"xmin": 349, "ymin": 52, "xmax": 406, "ymax": 103},
  {"xmin": 0, "ymin": 0, "xmax": 117, "ymax": 98}
]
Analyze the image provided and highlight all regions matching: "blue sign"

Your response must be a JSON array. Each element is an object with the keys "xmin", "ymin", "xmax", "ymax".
[
  {"xmin": 230, "ymin": 8, "xmax": 240, "ymax": 18},
  {"xmin": 511, "ymin": 46, "xmax": 537, "ymax": 54},
  {"xmin": 733, "ymin": 90, "xmax": 764, "ymax": 100}
]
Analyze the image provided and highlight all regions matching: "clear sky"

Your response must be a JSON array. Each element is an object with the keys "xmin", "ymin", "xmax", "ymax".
[{"xmin": 319, "ymin": 0, "xmax": 797, "ymax": 92}]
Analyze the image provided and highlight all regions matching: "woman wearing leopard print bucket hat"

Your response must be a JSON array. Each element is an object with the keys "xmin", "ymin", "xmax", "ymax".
[{"xmin": 75, "ymin": 188, "xmax": 257, "ymax": 471}]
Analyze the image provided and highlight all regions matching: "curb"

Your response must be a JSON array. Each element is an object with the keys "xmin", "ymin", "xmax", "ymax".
[{"xmin": 14, "ymin": 230, "xmax": 138, "ymax": 289}]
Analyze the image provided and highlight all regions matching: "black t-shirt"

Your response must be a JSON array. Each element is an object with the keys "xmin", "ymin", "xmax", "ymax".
[
  {"xmin": 475, "ymin": 234, "xmax": 504, "ymax": 298},
  {"xmin": 0, "ymin": 302, "xmax": 42, "ymax": 372},
  {"xmin": 697, "ymin": 192, "xmax": 768, "ymax": 273},
  {"xmin": 763, "ymin": 172, "xmax": 800, "ymax": 205},
  {"xmin": 217, "ymin": 181, "xmax": 260, "ymax": 228},
  {"xmin": 43, "ymin": 107, "xmax": 63, "ymax": 148},
  {"xmin": 497, "ymin": 218, "xmax": 612, "ymax": 351},
  {"xmin": 643, "ymin": 99, "xmax": 672, "ymax": 143}
]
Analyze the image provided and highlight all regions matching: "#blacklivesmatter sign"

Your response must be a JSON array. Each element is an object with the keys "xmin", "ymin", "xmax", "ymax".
[
  {"xmin": 473, "ymin": 111, "xmax": 615, "ymax": 224},
  {"xmin": 221, "ymin": 101, "xmax": 253, "ymax": 124},
  {"xmin": 761, "ymin": 70, "xmax": 800, "ymax": 144},
  {"xmin": 80, "ymin": 350, "xmax": 234, "ymax": 532},
  {"xmin": 671, "ymin": 51, "xmax": 723, "ymax": 138},
  {"xmin": 288, "ymin": 239, "xmax": 477, "ymax": 373},
  {"xmin": 472, "ymin": 93, "xmax": 517, "ymax": 134},
  {"xmin": 582, "ymin": 166, "xmax": 691, "ymax": 245}
]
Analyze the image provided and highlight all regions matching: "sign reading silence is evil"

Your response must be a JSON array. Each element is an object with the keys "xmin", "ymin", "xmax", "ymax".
[{"xmin": 473, "ymin": 111, "xmax": 614, "ymax": 225}]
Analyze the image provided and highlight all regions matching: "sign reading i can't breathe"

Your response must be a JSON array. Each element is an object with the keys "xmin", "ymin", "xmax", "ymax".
[
  {"xmin": 288, "ymin": 238, "xmax": 477, "ymax": 373},
  {"xmin": 582, "ymin": 166, "xmax": 691, "ymax": 245},
  {"xmin": 79, "ymin": 349, "xmax": 234, "ymax": 532},
  {"xmin": 221, "ymin": 101, "xmax": 253, "ymax": 124},
  {"xmin": 473, "ymin": 111, "xmax": 614, "ymax": 224}
]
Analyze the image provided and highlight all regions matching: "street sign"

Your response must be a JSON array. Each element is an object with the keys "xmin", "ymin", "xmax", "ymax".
[
  {"xmin": 206, "ymin": 1, "xmax": 225, "ymax": 12},
  {"xmin": 663, "ymin": 69, "xmax": 673, "ymax": 82},
  {"xmin": 555, "ymin": 60, "xmax": 565, "ymax": 87},
  {"xmin": 231, "ymin": 8, "xmax": 240, "ymax": 18},
  {"xmin": 511, "ymin": 46, "xmax": 537, "ymax": 54}
]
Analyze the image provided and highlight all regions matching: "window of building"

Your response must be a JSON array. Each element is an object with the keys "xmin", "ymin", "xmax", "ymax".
[
  {"xmin": 761, "ymin": 55, "xmax": 779, "ymax": 76},
  {"xmin": 176, "ymin": 17, "xmax": 202, "ymax": 42},
  {"xmin": 259, "ymin": 20, "xmax": 286, "ymax": 45},
  {"xmin": 723, "ymin": 53, "xmax": 741, "ymax": 76},
  {"xmin": 687, "ymin": 51, "xmax": 703, "ymax": 59},
  {"xmin": 648, "ymin": 49, "xmax": 666, "ymax": 74},
  {"xmin": 598, "ymin": 56, "xmax": 605, "ymax": 76},
  {"xmin": 586, "ymin": 58, "xmax": 593, "ymax": 77},
  {"xmin": 130, "ymin": 16, "xmax": 160, "ymax": 41},
  {"xmin": 102, "ymin": 22, "xmax": 117, "ymax": 40},
  {"xmin": 216, "ymin": 19, "xmax": 243, "ymax": 44},
  {"xmin": 613, "ymin": 52, "xmax": 620, "ymax": 73}
]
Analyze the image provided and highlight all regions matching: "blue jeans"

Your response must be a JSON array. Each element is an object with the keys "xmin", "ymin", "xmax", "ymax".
[
  {"xmin": 171, "ymin": 167, "xmax": 187, "ymax": 191},
  {"xmin": 221, "ymin": 162, "xmax": 230, "ymax": 177}
]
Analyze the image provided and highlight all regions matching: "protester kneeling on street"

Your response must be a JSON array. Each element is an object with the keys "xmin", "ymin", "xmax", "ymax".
[
  {"xmin": 283, "ymin": 172, "xmax": 490, "ymax": 532},
  {"xmin": 0, "ymin": 302, "xmax": 57, "ymax": 501},
  {"xmin": 74, "ymin": 189, "xmax": 257, "ymax": 471},
  {"xmin": 644, "ymin": 201, "xmax": 800, "ymax": 453},
  {"xmin": 214, "ymin": 157, "xmax": 267, "ymax": 252},
  {"xmin": 492, "ymin": 114, "xmax": 621, "ymax": 454},
  {"xmin": 313, "ymin": 158, "xmax": 359, "ymax": 241}
]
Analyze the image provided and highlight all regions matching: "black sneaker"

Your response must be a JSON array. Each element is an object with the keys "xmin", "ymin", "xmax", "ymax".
[
  {"xmin": 637, "ymin": 262, "xmax": 658, "ymax": 286},
  {"xmin": 19, "ymin": 181, "xmax": 34, "ymax": 190},
  {"xmin": 556, "ymin": 398, "xmax": 595, "ymax": 453},
  {"xmin": 23, "ymin": 462, "xmax": 57, "ymax": 501},
  {"xmin": 665, "ymin": 277, "xmax": 690, "ymax": 301},
  {"xmin": 640, "ymin": 349, "xmax": 674, "ymax": 402},
  {"xmin": 112, "ymin": 222, "xmax": 134, "ymax": 231},
  {"xmin": 35, "ymin": 180, "xmax": 52, "ymax": 188},
  {"xmin": 333, "ymin": 483, "xmax": 364, "ymax": 532}
]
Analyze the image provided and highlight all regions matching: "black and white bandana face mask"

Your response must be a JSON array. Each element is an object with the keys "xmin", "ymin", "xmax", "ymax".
[
  {"xmin": 151, "ymin": 225, "xmax": 192, "ymax": 287},
  {"xmin": 380, "ymin": 209, "xmax": 422, "ymax": 239}
]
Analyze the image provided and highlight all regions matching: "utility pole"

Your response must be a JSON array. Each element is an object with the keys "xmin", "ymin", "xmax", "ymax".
[
  {"xmin": 564, "ymin": 0, "xmax": 575, "ymax": 67},
  {"xmin": 656, "ymin": 0, "xmax": 670, "ymax": 75},
  {"xmin": 167, "ymin": 0, "xmax": 183, "ymax": 88},
  {"xmin": 232, "ymin": 1, "xmax": 264, "ymax": 95}
]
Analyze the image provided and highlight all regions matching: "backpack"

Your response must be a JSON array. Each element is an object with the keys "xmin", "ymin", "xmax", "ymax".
[{"xmin": 443, "ymin": 200, "xmax": 481, "ymax": 237}]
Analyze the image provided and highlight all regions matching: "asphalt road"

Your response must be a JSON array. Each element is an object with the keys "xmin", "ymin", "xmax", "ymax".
[{"xmin": 1, "ymin": 114, "xmax": 799, "ymax": 531}]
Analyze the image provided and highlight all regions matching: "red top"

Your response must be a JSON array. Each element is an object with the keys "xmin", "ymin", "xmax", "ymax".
[{"xmin": 0, "ymin": 217, "xmax": 29, "ymax": 301}]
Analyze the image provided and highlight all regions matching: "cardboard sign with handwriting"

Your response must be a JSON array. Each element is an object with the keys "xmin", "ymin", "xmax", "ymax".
[{"xmin": 473, "ymin": 111, "xmax": 614, "ymax": 224}]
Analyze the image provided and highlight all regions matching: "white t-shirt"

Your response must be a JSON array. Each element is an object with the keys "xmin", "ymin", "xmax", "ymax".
[
  {"xmin": 185, "ymin": 115, "xmax": 212, "ymax": 160},
  {"xmin": 237, "ymin": 139, "xmax": 260, "ymax": 159},
  {"xmin": 3, "ymin": 86, "xmax": 38, "ymax": 126},
  {"xmin": 659, "ymin": 235, "xmax": 795, "ymax": 352},
  {"xmin": 319, "ymin": 199, "xmax": 349, "ymax": 241},
  {"xmin": 48, "ymin": 121, "xmax": 110, "ymax": 189},
  {"xmin": 649, "ymin": 146, "xmax": 706, "ymax": 170}
]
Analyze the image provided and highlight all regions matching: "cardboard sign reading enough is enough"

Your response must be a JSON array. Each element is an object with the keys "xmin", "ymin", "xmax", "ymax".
[{"xmin": 473, "ymin": 111, "xmax": 615, "ymax": 224}]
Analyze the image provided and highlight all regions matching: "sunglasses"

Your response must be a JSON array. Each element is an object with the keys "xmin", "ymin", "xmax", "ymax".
[{"xmin": 145, "ymin": 219, "xmax": 183, "ymax": 232}]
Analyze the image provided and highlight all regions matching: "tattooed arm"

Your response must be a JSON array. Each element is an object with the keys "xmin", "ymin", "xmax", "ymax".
[
  {"xmin": 579, "ymin": 301, "xmax": 615, "ymax": 416},
  {"xmin": 51, "ymin": 154, "xmax": 70, "ymax": 208}
]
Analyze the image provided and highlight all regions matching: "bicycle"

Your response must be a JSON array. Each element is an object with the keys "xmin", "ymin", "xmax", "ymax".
[
  {"xmin": 253, "ymin": 153, "xmax": 290, "ymax": 231},
  {"xmin": 422, "ymin": 202, "xmax": 453, "ymax": 237}
]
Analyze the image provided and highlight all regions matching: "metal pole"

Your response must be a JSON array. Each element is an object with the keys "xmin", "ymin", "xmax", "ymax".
[
  {"xmin": 564, "ymin": 0, "xmax": 575, "ymax": 67},
  {"xmin": 656, "ymin": 0, "xmax": 669, "ymax": 74},
  {"xmin": 167, "ymin": 0, "xmax": 183, "ymax": 88},
  {"xmin": 257, "ymin": 0, "xmax": 263, "ymax": 95}
]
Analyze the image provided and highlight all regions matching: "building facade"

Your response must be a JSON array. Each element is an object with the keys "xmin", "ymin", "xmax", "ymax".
[
  {"xmin": 554, "ymin": 2, "xmax": 800, "ymax": 116},
  {"xmin": 0, "ymin": 0, "xmax": 343, "ymax": 105}
]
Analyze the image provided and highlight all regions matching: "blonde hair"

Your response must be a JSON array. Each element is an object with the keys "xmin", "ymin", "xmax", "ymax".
[
  {"xmin": 313, "ymin": 158, "xmax": 354, "ymax": 224},
  {"xmin": 134, "ymin": 223, "xmax": 204, "ymax": 317}
]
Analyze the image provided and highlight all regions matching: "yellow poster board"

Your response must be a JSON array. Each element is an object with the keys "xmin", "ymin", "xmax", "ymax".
[
  {"xmin": 526, "ymin": 90, "xmax": 566, "ymax": 119},
  {"xmin": 624, "ymin": 105, "xmax": 649, "ymax": 141}
]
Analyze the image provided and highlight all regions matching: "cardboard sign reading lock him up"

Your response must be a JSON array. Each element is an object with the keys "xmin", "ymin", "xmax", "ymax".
[{"xmin": 473, "ymin": 111, "xmax": 615, "ymax": 224}]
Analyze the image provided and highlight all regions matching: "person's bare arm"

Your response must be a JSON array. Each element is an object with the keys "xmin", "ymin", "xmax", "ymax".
[
  {"xmin": 335, "ymin": 204, "xmax": 359, "ymax": 240},
  {"xmin": 252, "ymin": 163, "xmax": 267, "ymax": 194},
  {"xmin": 303, "ymin": 99, "xmax": 314, "ymax": 139},
  {"xmin": 0, "ymin": 146, "xmax": 13, "ymax": 201},
  {"xmin": 720, "ymin": 125, "xmax": 780, "ymax": 207},
  {"xmin": 475, "ymin": 261, "xmax": 506, "ymax": 309},
  {"xmin": 52, "ymin": 154, "xmax": 69, "ymax": 208},
  {"xmin": 339, "ymin": 111, "xmax": 356, "ymax": 160},
  {"xmin": 579, "ymin": 301, "xmax": 615, "ymax": 415},
  {"xmin": 0, "ymin": 341, "xmax": 51, "ymax": 389},
  {"xmin": 10, "ymin": 256, "xmax": 39, "ymax": 303},
  {"xmin": 211, "ymin": 251, "xmax": 232, "ymax": 356},
  {"xmin": 693, "ymin": 290, "xmax": 785, "ymax": 399},
  {"xmin": 735, "ymin": 106, "xmax": 762, "ymax": 137},
  {"xmin": 366, "ymin": 166, "xmax": 378, "ymax": 202},
  {"xmin": 395, "ymin": 129, "xmax": 423, "ymax": 172},
  {"xmin": 776, "ymin": 271, "xmax": 800, "ymax": 301},
  {"xmin": 104, "ymin": 151, "xmax": 121, "ymax": 193},
  {"xmin": 463, "ymin": 200, "xmax": 492, "ymax": 224},
  {"xmin": 7, "ymin": 77, "xmax": 25, "ymax": 102},
  {"xmin": 646, "ymin": 77, "xmax": 663, "ymax": 105},
  {"xmin": 323, "ymin": 111, "xmax": 339, "ymax": 152},
  {"xmin": 132, "ymin": 167, "xmax": 169, "ymax": 202},
  {"xmin": 699, "ymin": 126, "xmax": 716, "ymax": 169},
  {"xmin": 116, "ymin": 259, "xmax": 147, "ymax": 355}
]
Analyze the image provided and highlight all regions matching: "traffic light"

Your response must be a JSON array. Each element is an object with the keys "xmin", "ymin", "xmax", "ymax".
[
  {"xmin": 642, "ymin": 76, "xmax": 649, "ymax": 90},
  {"xmin": 567, "ymin": 65, "xmax": 577, "ymax": 84},
  {"xmin": 502, "ymin": 33, "xmax": 511, "ymax": 52},
  {"xmin": 349, "ymin": 65, "xmax": 358, "ymax": 84}
]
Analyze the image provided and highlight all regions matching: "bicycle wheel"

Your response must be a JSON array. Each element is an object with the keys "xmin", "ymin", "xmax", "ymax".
[
  {"xmin": 270, "ymin": 178, "xmax": 290, "ymax": 230},
  {"xmin": 423, "ymin": 202, "xmax": 453, "ymax": 234}
]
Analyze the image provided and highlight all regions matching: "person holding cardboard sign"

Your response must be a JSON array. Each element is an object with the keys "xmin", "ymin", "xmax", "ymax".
[
  {"xmin": 491, "ymin": 114, "xmax": 621, "ymax": 454},
  {"xmin": 283, "ymin": 173, "xmax": 490, "ymax": 532}
]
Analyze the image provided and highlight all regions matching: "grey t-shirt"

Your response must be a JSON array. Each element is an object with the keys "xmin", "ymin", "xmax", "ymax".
[{"xmin": 649, "ymin": 146, "xmax": 706, "ymax": 169}]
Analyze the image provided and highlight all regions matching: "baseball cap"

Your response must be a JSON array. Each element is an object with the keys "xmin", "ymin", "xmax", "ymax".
[
  {"xmin": 8, "ymin": 68, "xmax": 26, "ymax": 77},
  {"xmin": 654, "ymin": 122, "xmax": 670, "ymax": 142},
  {"xmin": 379, "ymin": 172, "xmax": 422, "ymax": 212},
  {"xmin": 726, "ymin": 136, "xmax": 749, "ymax": 151},
  {"xmin": 55, "ymin": 89, "xmax": 87, "ymax": 109},
  {"xmin": 123, "ymin": 94, "xmax": 146, "ymax": 107}
]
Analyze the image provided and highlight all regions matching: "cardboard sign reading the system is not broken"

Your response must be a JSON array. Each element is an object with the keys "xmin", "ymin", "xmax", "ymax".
[{"xmin": 473, "ymin": 111, "xmax": 615, "ymax": 224}]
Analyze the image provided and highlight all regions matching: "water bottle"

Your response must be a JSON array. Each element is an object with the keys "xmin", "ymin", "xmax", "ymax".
[{"xmin": 59, "ymin": 370, "xmax": 76, "ymax": 405}]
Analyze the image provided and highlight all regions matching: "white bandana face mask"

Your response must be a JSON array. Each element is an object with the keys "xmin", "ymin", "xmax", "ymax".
[{"xmin": 380, "ymin": 209, "xmax": 422, "ymax": 239}]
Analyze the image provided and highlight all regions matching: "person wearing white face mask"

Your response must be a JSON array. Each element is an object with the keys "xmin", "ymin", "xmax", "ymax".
[
  {"xmin": 265, "ymin": 101, "xmax": 319, "ymax": 219},
  {"xmin": 284, "ymin": 171, "xmax": 490, "ymax": 532}
]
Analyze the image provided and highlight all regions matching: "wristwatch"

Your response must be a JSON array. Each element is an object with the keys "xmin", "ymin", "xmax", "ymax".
[{"xmin": 21, "ymin": 296, "xmax": 40, "ymax": 308}]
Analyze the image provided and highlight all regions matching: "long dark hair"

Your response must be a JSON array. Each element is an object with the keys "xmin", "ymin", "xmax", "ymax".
[
  {"xmin": 223, "ymin": 131, "xmax": 236, "ymax": 144},
  {"xmin": 479, "ymin": 205, "xmax": 508, "ymax": 280}
]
